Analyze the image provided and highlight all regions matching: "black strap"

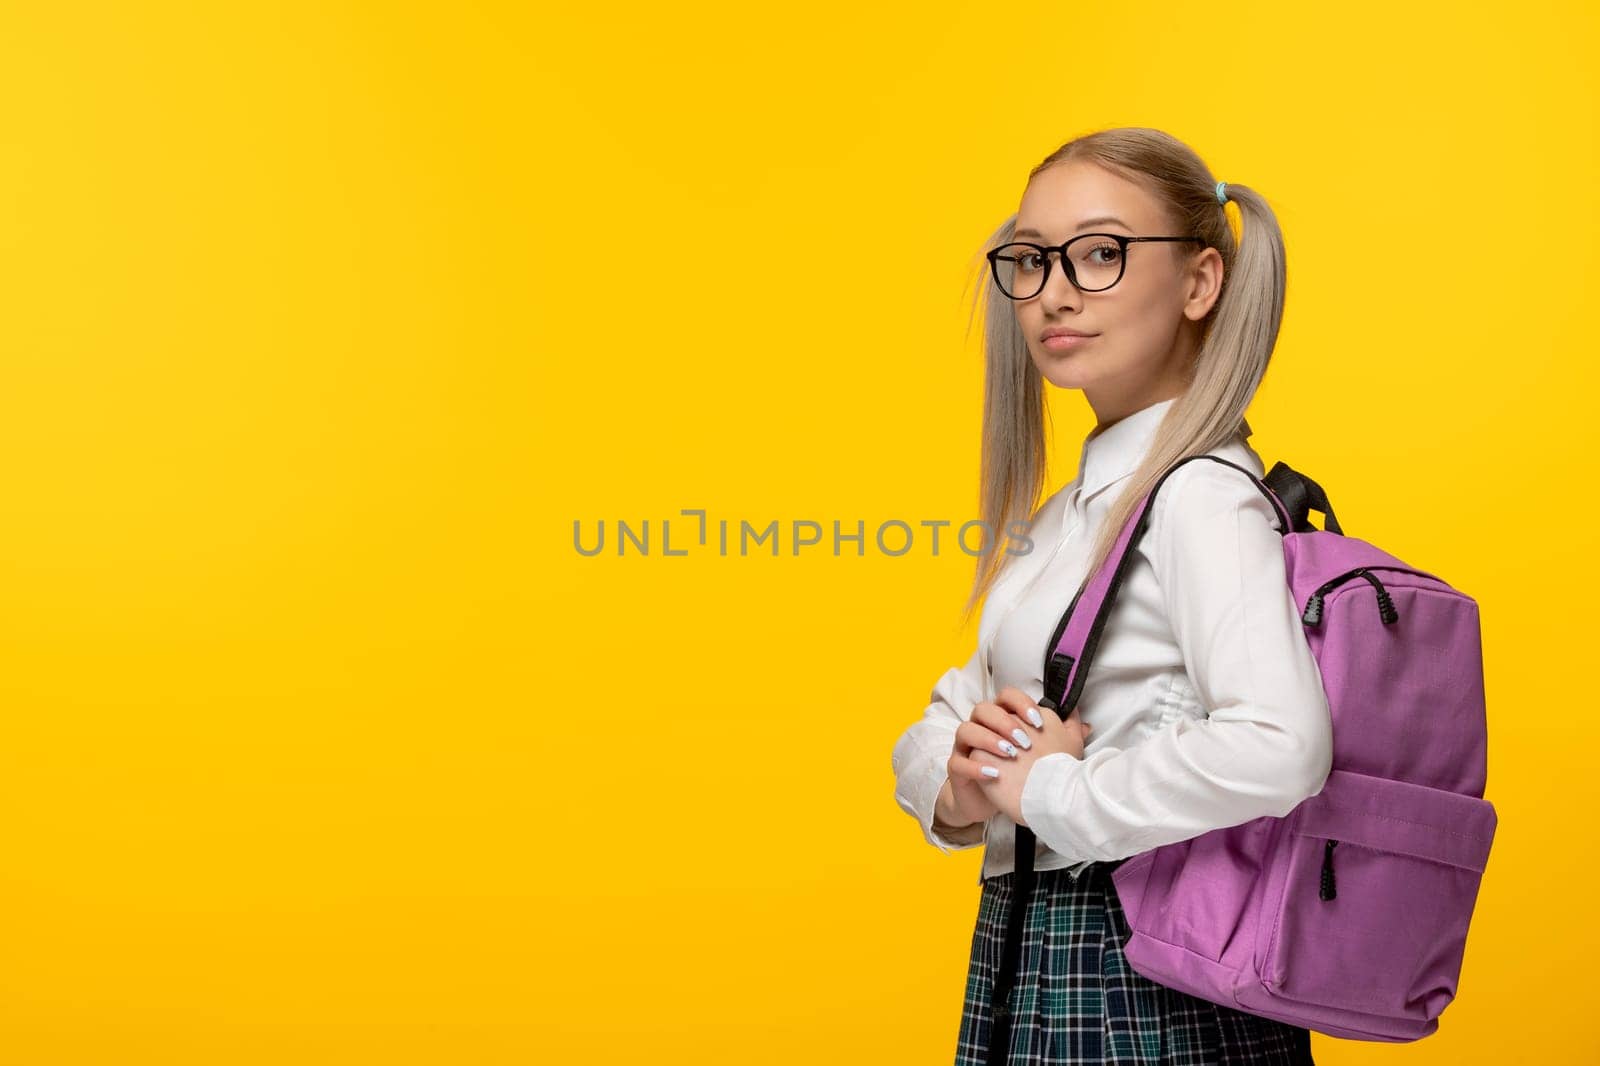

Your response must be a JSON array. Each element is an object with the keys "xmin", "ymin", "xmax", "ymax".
[
  {"xmin": 983, "ymin": 827, "xmax": 1035, "ymax": 1065},
  {"xmin": 1263, "ymin": 460, "xmax": 1341, "ymax": 534}
]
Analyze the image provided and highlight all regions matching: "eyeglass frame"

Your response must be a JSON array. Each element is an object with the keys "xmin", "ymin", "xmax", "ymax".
[{"xmin": 985, "ymin": 233, "xmax": 1209, "ymax": 299}]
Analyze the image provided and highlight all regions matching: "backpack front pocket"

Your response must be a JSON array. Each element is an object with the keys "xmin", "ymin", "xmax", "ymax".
[{"xmin": 1258, "ymin": 769, "xmax": 1496, "ymax": 1021}]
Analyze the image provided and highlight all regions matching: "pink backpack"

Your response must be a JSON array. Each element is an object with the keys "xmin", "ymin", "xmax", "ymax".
[{"xmin": 987, "ymin": 457, "xmax": 1497, "ymax": 1056}]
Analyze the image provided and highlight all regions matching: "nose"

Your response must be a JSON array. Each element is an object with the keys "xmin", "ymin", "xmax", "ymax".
[{"xmin": 1036, "ymin": 251, "xmax": 1082, "ymax": 310}]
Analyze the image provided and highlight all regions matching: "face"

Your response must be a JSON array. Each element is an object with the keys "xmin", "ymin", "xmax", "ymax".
[{"xmin": 1007, "ymin": 160, "xmax": 1223, "ymax": 424}]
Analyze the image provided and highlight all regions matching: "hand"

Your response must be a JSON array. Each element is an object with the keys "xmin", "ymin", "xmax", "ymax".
[
  {"xmin": 973, "ymin": 686, "xmax": 1092, "ymax": 827},
  {"xmin": 936, "ymin": 706, "xmax": 1013, "ymax": 831}
]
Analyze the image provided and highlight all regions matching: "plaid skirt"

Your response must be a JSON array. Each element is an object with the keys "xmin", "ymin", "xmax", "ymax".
[{"xmin": 954, "ymin": 861, "xmax": 1316, "ymax": 1065}]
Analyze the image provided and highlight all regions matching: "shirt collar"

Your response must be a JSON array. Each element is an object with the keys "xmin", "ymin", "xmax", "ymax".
[{"xmin": 1075, "ymin": 396, "xmax": 1180, "ymax": 502}]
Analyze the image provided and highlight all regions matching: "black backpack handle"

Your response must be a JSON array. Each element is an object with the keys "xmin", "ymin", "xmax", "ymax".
[{"xmin": 1263, "ymin": 460, "xmax": 1342, "ymax": 535}]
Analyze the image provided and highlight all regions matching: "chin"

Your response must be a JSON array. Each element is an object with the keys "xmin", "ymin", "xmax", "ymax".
[{"xmin": 1033, "ymin": 354, "xmax": 1094, "ymax": 390}]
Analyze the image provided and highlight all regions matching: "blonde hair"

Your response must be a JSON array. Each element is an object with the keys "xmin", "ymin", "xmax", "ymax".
[{"xmin": 959, "ymin": 127, "xmax": 1287, "ymax": 626}]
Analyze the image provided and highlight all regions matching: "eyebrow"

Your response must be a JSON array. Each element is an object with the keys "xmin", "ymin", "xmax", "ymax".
[{"xmin": 1014, "ymin": 215, "xmax": 1133, "ymax": 239}]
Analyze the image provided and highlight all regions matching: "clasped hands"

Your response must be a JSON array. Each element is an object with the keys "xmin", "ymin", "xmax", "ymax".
[{"xmin": 939, "ymin": 686, "xmax": 1092, "ymax": 832}]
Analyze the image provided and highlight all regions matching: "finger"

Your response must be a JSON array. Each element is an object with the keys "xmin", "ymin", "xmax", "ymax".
[
  {"xmin": 970, "ymin": 700, "xmax": 1029, "ymax": 738},
  {"xmin": 993, "ymin": 686, "xmax": 1044, "ymax": 726},
  {"xmin": 964, "ymin": 701, "xmax": 1005, "ymax": 739},
  {"xmin": 954, "ymin": 712, "xmax": 1008, "ymax": 751},
  {"xmin": 971, "ymin": 702, "xmax": 1033, "ymax": 744},
  {"xmin": 971, "ymin": 704, "xmax": 1036, "ymax": 753},
  {"xmin": 956, "ymin": 719, "xmax": 1023, "ymax": 761},
  {"xmin": 949, "ymin": 750, "xmax": 1006, "ymax": 783},
  {"xmin": 992, "ymin": 693, "xmax": 1051, "ymax": 738}
]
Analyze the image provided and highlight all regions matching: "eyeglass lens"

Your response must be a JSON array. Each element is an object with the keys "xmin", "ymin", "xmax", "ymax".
[{"xmin": 992, "ymin": 236, "xmax": 1125, "ymax": 298}]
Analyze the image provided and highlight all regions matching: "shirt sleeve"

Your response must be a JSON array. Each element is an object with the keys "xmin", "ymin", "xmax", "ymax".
[
  {"xmin": 891, "ymin": 647, "xmax": 989, "ymax": 853},
  {"xmin": 1018, "ymin": 458, "xmax": 1334, "ymax": 863}
]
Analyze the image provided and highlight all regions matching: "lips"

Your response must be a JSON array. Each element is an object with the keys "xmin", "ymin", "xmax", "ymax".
[{"xmin": 1041, "ymin": 330, "xmax": 1097, "ymax": 351}]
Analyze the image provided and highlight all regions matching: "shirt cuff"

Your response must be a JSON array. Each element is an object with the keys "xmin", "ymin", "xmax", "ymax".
[
  {"xmin": 910, "ymin": 763, "xmax": 986, "ymax": 853},
  {"xmin": 1019, "ymin": 751, "xmax": 1092, "ymax": 862}
]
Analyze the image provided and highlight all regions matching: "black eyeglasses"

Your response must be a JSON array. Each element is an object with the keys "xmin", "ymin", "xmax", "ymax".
[{"xmin": 986, "ymin": 233, "xmax": 1208, "ymax": 299}]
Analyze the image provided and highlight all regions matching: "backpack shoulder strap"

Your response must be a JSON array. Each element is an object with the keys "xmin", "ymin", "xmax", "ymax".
[{"xmin": 1037, "ymin": 454, "xmax": 1296, "ymax": 714}]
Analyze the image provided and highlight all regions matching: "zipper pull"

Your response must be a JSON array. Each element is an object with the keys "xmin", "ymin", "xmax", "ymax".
[
  {"xmin": 1303, "ymin": 566, "xmax": 1364, "ymax": 625},
  {"xmin": 1357, "ymin": 570, "xmax": 1399, "ymax": 624},
  {"xmin": 1301, "ymin": 594, "xmax": 1323, "ymax": 626},
  {"xmin": 1319, "ymin": 839, "xmax": 1339, "ymax": 901},
  {"xmin": 1302, "ymin": 567, "xmax": 1400, "ymax": 626}
]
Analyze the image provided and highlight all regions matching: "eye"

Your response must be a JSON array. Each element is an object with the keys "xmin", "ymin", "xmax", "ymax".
[
  {"xmin": 1083, "ymin": 241, "xmax": 1122, "ymax": 266},
  {"xmin": 1015, "ymin": 250, "xmax": 1046, "ymax": 272}
]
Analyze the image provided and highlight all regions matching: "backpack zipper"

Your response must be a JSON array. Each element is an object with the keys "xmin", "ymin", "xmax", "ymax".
[
  {"xmin": 1319, "ymin": 839, "xmax": 1339, "ymax": 900},
  {"xmin": 1301, "ymin": 566, "xmax": 1414, "ymax": 626}
]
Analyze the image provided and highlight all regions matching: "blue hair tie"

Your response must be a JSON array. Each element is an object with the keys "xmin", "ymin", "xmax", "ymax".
[{"xmin": 1215, "ymin": 181, "xmax": 1229, "ymax": 205}]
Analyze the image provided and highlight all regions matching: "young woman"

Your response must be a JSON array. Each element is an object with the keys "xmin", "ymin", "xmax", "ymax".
[{"xmin": 890, "ymin": 128, "xmax": 1333, "ymax": 1064}]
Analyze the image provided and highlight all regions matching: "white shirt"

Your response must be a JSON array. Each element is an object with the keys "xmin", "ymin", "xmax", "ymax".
[{"xmin": 890, "ymin": 397, "xmax": 1334, "ymax": 885}]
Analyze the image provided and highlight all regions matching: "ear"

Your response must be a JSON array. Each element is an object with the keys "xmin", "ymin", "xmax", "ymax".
[{"xmin": 1182, "ymin": 245, "xmax": 1225, "ymax": 322}]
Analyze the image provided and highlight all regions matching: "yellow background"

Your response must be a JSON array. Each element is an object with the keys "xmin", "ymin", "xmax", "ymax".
[{"xmin": 0, "ymin": 2, "xmax": 1590, "ymax": 1062}]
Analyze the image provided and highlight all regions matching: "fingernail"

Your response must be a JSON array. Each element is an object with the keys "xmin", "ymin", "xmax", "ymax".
[
  {"xmin": 981, "ymin": 766, "xmax": 1000, "ymax": 778},
  {"xmin": 999, "ymin": 740, "xmax": 1018, "ymax": 757},
  {"xmin": 1011, "ymin": 728, "xmax": 1032, "ymax": 749},
  {"xmin": 1026, "ymin": 707, "xmax": 1044, "ymax": 728}
]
